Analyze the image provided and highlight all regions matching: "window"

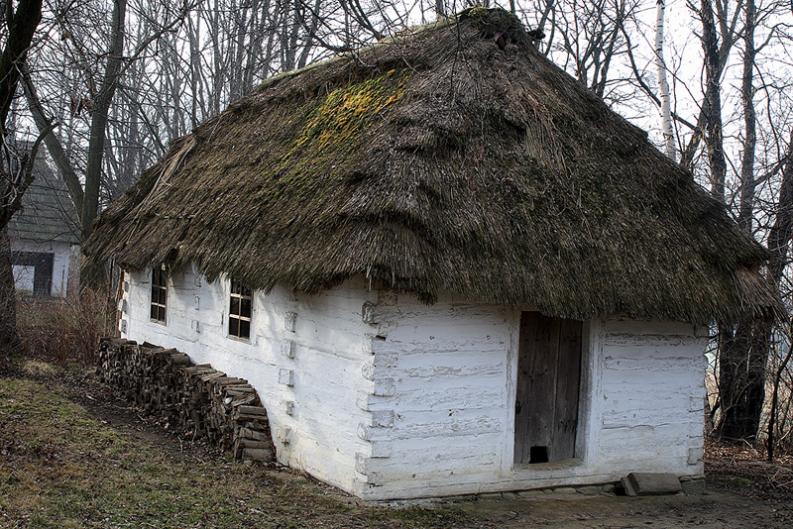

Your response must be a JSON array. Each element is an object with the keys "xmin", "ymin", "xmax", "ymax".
[
  {"xmin": 228, "ymin": 280, "xmax": 252, "ymax": 339},
  {"xmin": 150, "ymin": 266, "xmax": 167, "ymax": 323},
  {"xmin": 11, "ymin": 251, "xmax": 53, "ymax": 297}
]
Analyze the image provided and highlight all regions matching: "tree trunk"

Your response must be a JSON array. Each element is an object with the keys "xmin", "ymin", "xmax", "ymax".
[
  {"xmin": 21, "ymin": 62, "xmax": 84, "ymax": 212},
  {"xmin": 737, "ymin": 0, "xmax": 756, "ymax": 234},
  {"xmin": 655, "ymin": 0, "xmax": 676, "ymax": 161},
  {"xmin": 700, "ymin": 0, "xmax": 727, "ymax": 202},
  {"xmin": 0, "ymin": 0, "xmax": 43, "ymax": 131},
  {"xmin": 80, "ymin": 0, "xmax": 128, "ymax": 240},
  {"xmin": 0, "ymin": 0, "xmax": 45, "ymax": 362},
  {"xmin": 435, "ymin": 0, "xmax": 445, "ymax": 18},
  {"xmin": 767, "ymin": 320, "xmax": 793, "ymax": 461},
  {"xmin": 680, "ymin": 0, "xmax": 740, "ymax": 171},
  {"xmin": 716, "ymin": 0, "xmax": 770, "ymax": 443},
  {"xmin": 0, "ymin": 227, "xmax": 20, "ymax": 359},
  {"xmin": 720, "ymin": 128, "xmax": 793, "ymax": 440},
  {"xmin": 719, "ymin": 317, "xmax": 769, "ymax": 440},
  {"xmin": 78, "ymin": 0, "xmax": 127, "ymax": 288}
]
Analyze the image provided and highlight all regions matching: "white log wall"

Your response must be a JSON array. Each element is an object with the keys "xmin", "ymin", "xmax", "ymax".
[
  {"xmin": 120, "ymin": 267, "xmax": 707, "ymax": 500},
  {"xmin": 11, "ymin": 239, "xmax": 76, "ymax": 297},
  {"xmin": 121, "ymin": 265, "xmax": 378, "ymax": 494},
  {"xmin": 355, "ymin": 292, "xmax": 707, "ymax": 499}
]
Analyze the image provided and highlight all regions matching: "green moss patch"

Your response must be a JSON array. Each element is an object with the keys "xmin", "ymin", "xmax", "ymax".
[{"xmin": 295, "ymin": 71, "xmax": 405, "ymax": 151}]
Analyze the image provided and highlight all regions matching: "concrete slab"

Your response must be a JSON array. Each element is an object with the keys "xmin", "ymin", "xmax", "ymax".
[{"xmin": 621, "ymin": 473, "xmax": 682, "ymax": 496}]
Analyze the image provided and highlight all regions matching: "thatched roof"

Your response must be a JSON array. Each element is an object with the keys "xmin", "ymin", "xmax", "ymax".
[
  {"xmin": 9, "ymin": 149, "xmax": 80, "ymax": 245},
  {"xmin": 85, "ymin": 7, "xmax": 774, "ymax": 323}
]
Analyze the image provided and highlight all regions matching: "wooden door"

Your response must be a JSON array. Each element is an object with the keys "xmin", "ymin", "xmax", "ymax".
[{"xmin": 514, "ymin": 311, "xmax": 583, "ymax": 464}]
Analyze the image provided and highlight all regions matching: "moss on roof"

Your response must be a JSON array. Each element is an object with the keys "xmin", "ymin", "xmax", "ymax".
[{"xmin": 85, "ymin": 8, "xmax": 775, "ymax": 323}]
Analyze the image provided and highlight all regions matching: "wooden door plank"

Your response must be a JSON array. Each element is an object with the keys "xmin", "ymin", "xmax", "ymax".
[
  {"xmin": 515, "ymin": 312, "xmax": 583, "ymax": 465},
  {"xmin": 551, "ymin": 318, "xmax": 583, "ymax": 460},
  {"xmin": 523, "ymin": 313, "xmax": 560, "ymax": 462},
  {"xmin": 514, "ymin": 312, "xmax": 537, "ymax": 464}
]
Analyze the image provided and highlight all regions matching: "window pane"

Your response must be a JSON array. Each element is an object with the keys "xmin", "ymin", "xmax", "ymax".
[
  {"xmin": 158, "ymin": 306, "xmax": 166, "ymax": 322},
  {"xmin": 151, "ymin": 304, "xmax": 158, "ymax": 320},
  {"xmin": 240, "ymin": 297, "xmax": 252, "ymax": 318},
  {"xmin": 230, "ymin": 297, "xmax": 240, "ymax": 316},
  {"xmin": 239, "ymin": 319, "xmax": 250, "ymax": 339},
  {"xmin": 231, "ymin": 281, "xmax": 240, "ymax": 295},
  {"xmin": 229, "ymin": 317, "xmax": 239, "ymax": 337},
  {"xmin": 160, "ymin": 288, "xmax": 166, "ymax": 306},
  {"xmin": 153, "ymin": 267, "xmax": 167, "ymax": 288},
  {"xmin": 241, "ymin": 285, "xmax": 252, "ymax": 298},
  {"xmin": 151, "ymin": 285, "xmax": 158, "ymax": 300}
]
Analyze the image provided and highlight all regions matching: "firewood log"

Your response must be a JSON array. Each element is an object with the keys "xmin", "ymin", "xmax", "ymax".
[{"xmin": 97, "ymin": 340, "xmax": 275, "ymax": 464}]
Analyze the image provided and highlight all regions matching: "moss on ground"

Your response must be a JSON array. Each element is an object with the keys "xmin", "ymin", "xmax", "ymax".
[{"xmin": 0, "ymin": 371, "xmax": 471, "ymax": 529}]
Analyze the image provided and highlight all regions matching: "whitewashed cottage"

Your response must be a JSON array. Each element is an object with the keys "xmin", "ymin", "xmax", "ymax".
[
  {"xmin": 86, "ymin": 8, "xmax": 774, "ymax": 500},
  {"xmin": 9, "ymin": 149, "xmax": 80, "ymax": 298}
]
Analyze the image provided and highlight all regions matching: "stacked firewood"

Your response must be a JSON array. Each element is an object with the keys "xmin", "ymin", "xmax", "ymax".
[{"xmin": 97, "ymin": 338, "xmax": 275, "ymax": 463}]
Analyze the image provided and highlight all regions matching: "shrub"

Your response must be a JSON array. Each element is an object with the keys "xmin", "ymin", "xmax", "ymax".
[{"xmin": 16, "ymin": 288, "xmax": 116, "ymax": 365}]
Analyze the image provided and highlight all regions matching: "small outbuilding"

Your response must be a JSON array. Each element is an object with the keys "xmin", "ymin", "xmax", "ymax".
[
  {"xmin": 86, "ymin": 8, "xmax": 774, "ymax": 500},
  {"xmin": 9, "ymin": 149, "xmax": 80, "ymax": 298}
]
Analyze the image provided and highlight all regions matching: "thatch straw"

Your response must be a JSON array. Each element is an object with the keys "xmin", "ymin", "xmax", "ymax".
[{"xmin": 85, "ymin": 7, "xmax": 775, "ymax": 323}]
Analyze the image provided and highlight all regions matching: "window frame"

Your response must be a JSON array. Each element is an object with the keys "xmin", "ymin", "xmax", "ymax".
[
  {"xmin": 228, "ymin": 279, "xmax": 253, "ymax": 341},
  {"xmin": 150, "ymin": 265, "xmax": 168, "ymax": 324}
]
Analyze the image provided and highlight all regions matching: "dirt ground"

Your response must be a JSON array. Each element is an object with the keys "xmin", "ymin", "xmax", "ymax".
[
  {"xmin": 1, "ymin": 358, "xmax": 791, "ymax": 529},
  {"xmin": 459, "ymin": 490, "xmax": 790, "ymax": 528}
]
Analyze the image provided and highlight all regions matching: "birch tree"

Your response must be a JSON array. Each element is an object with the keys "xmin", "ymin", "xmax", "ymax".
[{"xmin": 655, "ymin": 0, "xmax": 675, "ymax": 160}]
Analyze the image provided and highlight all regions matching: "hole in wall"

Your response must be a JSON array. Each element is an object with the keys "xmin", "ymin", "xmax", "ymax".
[{"xmin": 530, "ymin": 446, "xmax": 549, "ymax": 464}]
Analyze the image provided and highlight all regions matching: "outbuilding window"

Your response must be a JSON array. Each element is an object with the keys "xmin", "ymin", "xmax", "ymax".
[
  {"xmin": 228, "ymin": 280, "xmax": 252, "ymax": 339},
  {"xmin": 150, "ymin": 266, "xmax": 167, "ymax": 323}
]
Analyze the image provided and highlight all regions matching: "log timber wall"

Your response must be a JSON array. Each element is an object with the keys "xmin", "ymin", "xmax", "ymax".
[
  {"xmin": 119, "ymin": 264, "xmax": 708, "ymax": 500},
  {"xmin": 360, "ymin": 296, "xmax": 708, "ymax": 499},
  {"xmin": 120, "ymin": 266, "xmax": 378, "ymax": 495}
]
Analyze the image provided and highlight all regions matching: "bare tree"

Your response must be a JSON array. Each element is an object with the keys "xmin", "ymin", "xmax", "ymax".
[
  {"xmin": 24, "ymin": 1, "xmax": 195, "ymax": 235},
  {"xmin": 80, "ymin": 0, "xmax": 128, "ymax": 239},
  {"xmin": 698, "ymin": 0, "xmax": 729, "ymax": 202},
  {"xmin": 0, "ymin": 0, "xmax": 46, "ymax": 353},
  {"xmin": 655, "ymin": 0, "xmax": 675, "ymax": 160},
  {"xmin": 713, "ymin": 0, "xmax": 793, "ymax": 443}
]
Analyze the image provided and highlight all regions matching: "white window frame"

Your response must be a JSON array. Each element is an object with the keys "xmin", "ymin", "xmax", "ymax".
[
  {"xmin": 228, "ymin": 279, "xmax": 253, "ymax": 340},
  {"xmin": 150, "ymin": 265, "xmax": 168, "ymax": 324}
]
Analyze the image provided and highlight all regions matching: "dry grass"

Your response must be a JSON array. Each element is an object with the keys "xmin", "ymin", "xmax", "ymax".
[
  {"xmin": 0, "ymin": 369, "xmax": 474, "ymax": 529},
  {"xmin": 15, "ymin": 289, "xmax": 115, "ymax": 365},
  {"xmin": 706, "ymin": 440, "xmax": 793, "ymax": 501}
]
